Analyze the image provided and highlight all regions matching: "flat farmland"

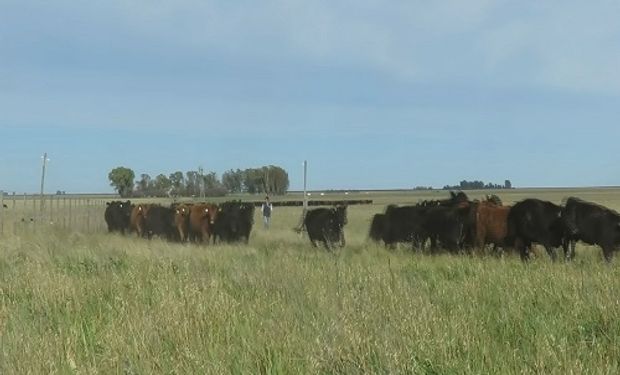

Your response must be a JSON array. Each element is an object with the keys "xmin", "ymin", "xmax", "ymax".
[{"xmin": 1, "ymin": 188, "xmax": 620, "ymax": 373}]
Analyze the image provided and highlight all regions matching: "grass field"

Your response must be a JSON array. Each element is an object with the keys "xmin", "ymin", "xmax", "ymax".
[{"xmin": 1, "ymin": 188, "xmax": 620, "ymax": 373}]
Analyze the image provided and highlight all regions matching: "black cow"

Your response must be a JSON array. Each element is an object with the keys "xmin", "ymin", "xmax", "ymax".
[
  {"xmin": 380, "ymin": 205, "xmax": 428, "ymax": 250},
  {"xmin": 2, "ymin": 204, "xmax": 7, "ymax": 209},
  {"xmin": 376, "ymin": 192, "xmax": 472, "ymax": 251},
  {"xmin": 369, "ymin": 213, "xmax": 387, "ymax": 243},
  {"xmin": 143, "ymin": 205, "xmax": 178, "ymax": 241},
  {"xmin": 104, "ymin": 200, "xmax": 132, "ymax": 234},
  {"xmin": 303, "ymin": 205, "xmax": 347, "ymax": 249},
  {"xmin": 422, "ymin": 204, "xmax": 472, "ymax": 253},
  {"xmin": 562, "ymin": 197, "xmax": 620, "ymax": 262},
  {"xmin": 213, "ymin": 201, "xmax": 255, "ymax": 243},
  {"xmin": 507, "ymin": 199, "xmax": 564, "ymax": 261}
]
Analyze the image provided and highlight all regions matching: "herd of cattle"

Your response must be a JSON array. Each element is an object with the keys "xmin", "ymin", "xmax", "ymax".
[
  {"xmin": 105, "ymin": 201, "xmax": 255, "ymax": 244},
  {"xmin": 104, "ymin": 200, "xmax": 349, "ymax": 248},
  {"xmin": 104, "ymin": 192, "xmax": 620, "ymax": 262},
  {"xmin": 369, "ymin": 192, "xmax": 620, "ymax": 262}
]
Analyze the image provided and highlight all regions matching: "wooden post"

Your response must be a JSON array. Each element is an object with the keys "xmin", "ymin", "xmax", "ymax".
[{"xmin": 40, "ymin": 152, "xmax": 49, "ymax": 212}]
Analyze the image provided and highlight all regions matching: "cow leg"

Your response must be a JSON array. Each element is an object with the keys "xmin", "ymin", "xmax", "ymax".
[
  {"xmin": 516, "ymin": 238, "xmax": 530, "ymax": 261},
  {"xmin": 562, "ymin": 238, "xmax": 577, "ymax": 261},
  {"xmin": 602, "ymin": 244, "xmax": 613, "ymax": 263},
  {"xmin": 544, "ymin": 245, "xmax": 558, "ymax": 262},
  {"xmin": 569, "ymin": 240, "xmax": 577, "ymax": 260},
  {"xmin": 491, "ymin": 244, "xmax": 503, "ymax": 257},
  {"xmin": 322, "ymin": 238, "xmax": 331, "ymax": 250},
  {"xmin": 429, "ymin": 236, "xmax": 438, "ymax": 254}
]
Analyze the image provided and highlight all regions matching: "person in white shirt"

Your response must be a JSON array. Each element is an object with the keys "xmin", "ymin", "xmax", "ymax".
[{"xmin": 261, "ymin": 196, "xmax": 273, "ymax": 229}]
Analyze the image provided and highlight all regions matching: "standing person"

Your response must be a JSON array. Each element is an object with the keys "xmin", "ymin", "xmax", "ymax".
[{"xmin": 261, "ymin": 196, "xmax": 273, "ymax": 229}]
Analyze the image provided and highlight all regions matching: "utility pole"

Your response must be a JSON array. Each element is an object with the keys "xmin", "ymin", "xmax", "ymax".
[
  {"xmin": 295, "ymin": 160, "xmax": 309, "ymax": 234},
  {"xmin": 198, "ymin": 166, "xmax": 205, "ymax": 199},
  {"xmin": 40, "ymin": 152, "xmax": 49, "ymax": 212}
]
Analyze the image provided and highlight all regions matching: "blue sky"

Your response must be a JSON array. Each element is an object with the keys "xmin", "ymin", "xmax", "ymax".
[{"xmin": 1, "ymin": 1, "xmax": 619, "ymax": 193}]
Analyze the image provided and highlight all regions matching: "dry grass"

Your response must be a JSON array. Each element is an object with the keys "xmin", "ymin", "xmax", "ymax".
[{"xmin": 1, "ymin": 188, "xmax": 620, "ymax": 373}]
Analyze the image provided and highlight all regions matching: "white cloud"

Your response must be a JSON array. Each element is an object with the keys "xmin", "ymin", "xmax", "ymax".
[{"xmin": 3, "ymin": 1, "xmax": 620, "ymax": 93}]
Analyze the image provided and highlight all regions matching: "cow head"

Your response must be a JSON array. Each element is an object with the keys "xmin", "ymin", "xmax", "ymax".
[
  {"xmin": 174, "ymin": 204, "xmax": 191, "ymax": 223},
  {"xmin": 334, "ymin": 204, "xmax": 348, "ymax": 226},
  {"xmin": 204, "ymin": 204, "xmax": 219, "ymax": 225}
]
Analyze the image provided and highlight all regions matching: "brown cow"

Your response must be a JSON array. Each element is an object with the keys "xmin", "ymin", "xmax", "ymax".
[
  {"xmin": 130, "ymin": 204, "xmax": 151, "ymax": 238},
  {"xmin": 172, "ymin": 203, "xmax": 192, "ymax": 242},
  {"xmin": 189, "ymin": 203, "xmax": 219, "ymax": 244},
  {"xmin": 470, "ymin": 196, "xmax": 511, "ymax": 254}
]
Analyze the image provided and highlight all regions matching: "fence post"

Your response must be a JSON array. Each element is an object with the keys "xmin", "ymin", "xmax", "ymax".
[
  {"xmin": 86, "ymin": 199, "xmax": 90, "ymax": 232},
  {"xmin": 49, "ymin": 195, "xmax": 53, "ymax": 225}
]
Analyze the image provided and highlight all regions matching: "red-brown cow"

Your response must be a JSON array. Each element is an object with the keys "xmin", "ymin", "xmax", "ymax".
[
  {"xmin": 470, "ymin": 196, "xmax": 511, "ymax": 253},
  {"xmin": 130, "ymin": 204, "xmax": 151, "ymax": 238},
  {"xmin": 189, "ymin": 203, "xmax": 219, "ymax": 244},
  {"xmin": 172, "ymin": 203, "xmax": 192, "ymax": 242}
]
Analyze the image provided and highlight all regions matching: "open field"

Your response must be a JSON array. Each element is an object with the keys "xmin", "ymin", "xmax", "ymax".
[{"xmin": 1, "ymin": 188, "xmax": 620, "ymax": 373}]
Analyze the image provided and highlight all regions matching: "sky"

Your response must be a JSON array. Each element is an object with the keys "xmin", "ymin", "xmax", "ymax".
[{"xmin": 1, "ymin": 1, "xmax": 619, "ymax": 193}]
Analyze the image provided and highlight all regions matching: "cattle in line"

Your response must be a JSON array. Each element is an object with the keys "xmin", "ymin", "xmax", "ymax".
[
  {"xmin": 562, "ymin": 197, "xmax": 620, "ymax": 262},
  {"xmin": 376, "ymin": 191, "xmax": 472, "ymax": 252},
  {"xmin": 143, "ymin": 205, "xmax": 178, "ymax": 241},
  {"xmin": 130, "ymin": 204, "xmax": 151, "ymax": 238},
  {"xmin": 172, "ymin": 203, "xmax": 193, "ymax": 242},
  {"xmin": 104, "ymin": 200, "xmax": 132, "ymax": 234},
  {"xmin": 213, "ymin": 201, "xmax": 255, "ymax": 244},
  {"xmin": 303, "ymin": 205, "xmax": 348, "ymax": 249},
  {"xmin": 507, "ymin": 199, "xmax": 564, "ymax": 261},
  {"xmin": 469, "ymin": 196, "xmax": 511, "ymax": 254},
  {"xmin": 189, "ymin": 203, "xmax": 219, "ymax": 244}
]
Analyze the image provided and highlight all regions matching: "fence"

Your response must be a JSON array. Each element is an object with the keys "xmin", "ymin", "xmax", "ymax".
[
  {"xmin": 0, "ymin": 194, "xmax": 108, "ymax": 236},
  {"xmin": 0, "ymin": 195, "xmax": 375, "ymax": 237}
]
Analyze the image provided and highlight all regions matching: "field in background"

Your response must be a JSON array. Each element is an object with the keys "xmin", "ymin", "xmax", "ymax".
[{"xmin": 1, "ymin": 188, "xmax": 620, "ymax": 373}]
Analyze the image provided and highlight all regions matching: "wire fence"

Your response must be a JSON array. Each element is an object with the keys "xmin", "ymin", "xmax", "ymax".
[
  {"xmin": 0, "ymin": 193, "xmax": 375, "ymax": 238},
  {"xmin": 0, "ymin": 194, "xmax": 108, "ymax": 236}
]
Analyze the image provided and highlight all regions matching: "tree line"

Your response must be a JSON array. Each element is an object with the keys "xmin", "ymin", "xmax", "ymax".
[
  {"xmin": 442, "ymin": 180, "xmax": 513, "ymax": 190},
  {"xmin": 108, "ymin": 166, "xmax": 289, "ymax": 198}
]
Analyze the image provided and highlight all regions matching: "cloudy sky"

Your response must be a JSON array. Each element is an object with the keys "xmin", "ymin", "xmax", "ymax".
[{"xmin": 1, "ymin": 1, "xmax": 619, "ymax": 193}]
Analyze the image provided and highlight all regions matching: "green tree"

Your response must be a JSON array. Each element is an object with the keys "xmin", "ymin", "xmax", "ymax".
[
  {"xmin": 268, "ymin": 165, "xmax": 289, "ymax": 194},
  {"xmin": 222, "ymin": 169, "xmax": 244, "ymax": 193},
  {"xmin": 185, "ymin": 171, "xmax": 200, "ymax": 196},
  {"xmin": 241, "ymin": 166, "xmax": 289, "ymax": 195},
  {"xmin": 136, "ymin": 173, "xmax": 152, "ymax": 197},
  {"xmin": 169, "ymin": 171, "xmax": 185, "ymax": 196},
  {"xmin": 153, "ymin": 174, "xmax": 172, "ymax": 197},
  {"xmin": 108, "ymin": 167, "xmax": 135, "ymax": 197}
]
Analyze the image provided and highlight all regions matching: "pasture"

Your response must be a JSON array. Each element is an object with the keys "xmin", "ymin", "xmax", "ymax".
[{"xmin": 1, "ymin": 188, "xmax": 620, "ymax": 373}]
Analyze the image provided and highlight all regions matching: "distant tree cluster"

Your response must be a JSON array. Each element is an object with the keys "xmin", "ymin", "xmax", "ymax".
[
  {"xmin": 413, "ymin": 186, "xmax": 434, "ymax": 191},
  {"xmin": 108, "ymin": 165, "xmax": 289, "ymax": 198},
  {"xmin": 442, "ymin": 180, "xmax": 513, "ymax": 190}
]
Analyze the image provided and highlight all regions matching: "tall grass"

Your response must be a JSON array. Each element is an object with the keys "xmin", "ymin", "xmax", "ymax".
[{"xmin": 1, "ymin": 190, "xmax": 620, "ymax": 373}]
